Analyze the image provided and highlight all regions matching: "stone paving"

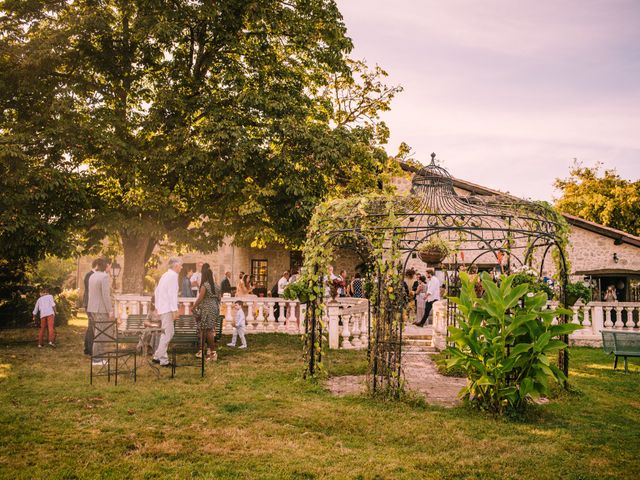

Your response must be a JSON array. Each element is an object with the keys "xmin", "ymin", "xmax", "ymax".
[{"xmin": 326, "ymin": 351, "xmax": 467, "ymax": 407}]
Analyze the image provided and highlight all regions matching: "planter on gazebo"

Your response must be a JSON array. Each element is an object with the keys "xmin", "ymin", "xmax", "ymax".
[
  {"xmin": 417, "ymin": 238, "xmax": 451, "ymax": 265},
  {"xmin": 418, "ymin": 248, "xmax": 447, "ymax": 264}
]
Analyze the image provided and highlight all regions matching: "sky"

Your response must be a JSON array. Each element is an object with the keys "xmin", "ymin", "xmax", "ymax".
[{"xmin": 335, "ymin": 0, "xmax": 640, "ymax": 200}]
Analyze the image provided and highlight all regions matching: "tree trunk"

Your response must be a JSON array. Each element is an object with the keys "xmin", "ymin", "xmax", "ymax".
[{"xmin": 121, "ymin": 231, "xmax": 156, "ymax": 294}]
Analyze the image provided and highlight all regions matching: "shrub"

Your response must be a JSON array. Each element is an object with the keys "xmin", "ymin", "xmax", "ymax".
[
  {"xmin": 565, "ymin": 281, "xmax": 592, "ymax": 305},
  {"xmin": 442, "ymin": 272, "xmax": 580, "ymax": 414},
  {"xmin": 28, "ymin": 256, "xmax": 77, "ymax": 290},
  {"xmin": 510, "ymin": 265, "xmax": 554, "ymax": 298},
  {"xmin": 54, "ymin": 289, "xmax": 79, "ymax": 326}
]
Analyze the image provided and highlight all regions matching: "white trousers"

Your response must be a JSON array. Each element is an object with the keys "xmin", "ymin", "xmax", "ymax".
[
  {"xmin": 230, "ymin": 326, "xmax": 247, "ymax": 347},
  {"xmin": 154, "ymin": 312, "xmax": 175, "ymax": 365}
]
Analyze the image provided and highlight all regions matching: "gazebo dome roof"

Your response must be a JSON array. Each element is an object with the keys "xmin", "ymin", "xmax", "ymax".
[{"xmin": 411, "ymin": 153, "xmax": 455, "ymax": 196}]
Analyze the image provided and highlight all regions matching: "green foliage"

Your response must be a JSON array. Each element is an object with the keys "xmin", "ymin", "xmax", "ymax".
[
  {"xmin": 282, "ymin": 281, "xmax": 313, "ymax": 304},
  {"xmin": 442, "ymin": 272, "xmax": 580, "ymax": 414},
  {"xmin": 510, "ymin": 266, "xmax": 554, "ymax": 299},
  {"xmin": 417, "ymin": 236, "xmax": 452, "ymax": 256},
  {"xmin": 565, "ymin": 280, "xmax": 592, "ymax": 305},
  {"xmin": 555, "ymin": 161, "xmax": 640, "ymax": 236},
  {"xmin": 54, "ymin": 289, "xmax": 80, "ymax": 326},
  {"xmin": 1, "ymin": 0, "xmax": 404, "ymax": 292},
  {"xmin": 28, "ymin": 256, "xmax": 77, "ymax": 291},
  {"xmin": 300, "ymin": 192, "xmax": 407, "ymax": 399}
]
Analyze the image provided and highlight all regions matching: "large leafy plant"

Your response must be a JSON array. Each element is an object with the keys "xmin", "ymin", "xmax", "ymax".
[{"xmin": 442, "ymin": 272, "xmax": 580, "ymax": 414}]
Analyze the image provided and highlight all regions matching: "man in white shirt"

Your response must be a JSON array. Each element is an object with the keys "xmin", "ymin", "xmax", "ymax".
[
  {"xmin": 153, "ymin": 257, "xmax": 182, "ymax": 367},
  {"xmin": 415, "ymin": 269, "xmax": 441, "ymax": 327},
  {"xmin": 277, "ymin": 271, "xmax": 291, "ymax": 296},
  {"xmin": 190, "ymin": 262, "xmax": 203, "ymax": 297}
]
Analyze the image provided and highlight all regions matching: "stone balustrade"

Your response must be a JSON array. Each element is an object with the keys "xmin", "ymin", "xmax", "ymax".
[
  {"xmin": 113, "ymin": 294, "xmax": 306, "ymax": 335},
  {"xmin": 326, "ymin": 298, "xmax": 370, "ymax": 350},
  {"xmin": 114, "ymin": 294, "xmax": 370, "ymax": 349},
  {"xmin": 430, "ymin": 299, "xmax": 640, "ymax": 348}
]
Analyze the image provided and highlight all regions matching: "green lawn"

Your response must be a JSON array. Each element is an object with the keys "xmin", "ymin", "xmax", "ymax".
[{"xmin": 0, "ymin": 319, "xmax": 639, "ymax": 480}]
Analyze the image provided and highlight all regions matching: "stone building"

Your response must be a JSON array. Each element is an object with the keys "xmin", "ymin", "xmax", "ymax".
[{"xmin": 76, "ymin": 164, "xmax": 640, "ymax": 301}]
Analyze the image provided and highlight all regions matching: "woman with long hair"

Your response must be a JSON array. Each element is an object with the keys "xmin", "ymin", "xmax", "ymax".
[
  {"xmin": 193, "ymin": 263, "xmax": 220, "ymax": 361},
  {"xmin": 236, "ymin": 274, "xmax": 254, "ymax": 296}
]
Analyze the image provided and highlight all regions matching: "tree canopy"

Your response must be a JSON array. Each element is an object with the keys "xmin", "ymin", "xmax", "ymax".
[
  {"xmin": 1, "ymin": 0, "xmax": 402, "ymax": 292},
  {"xmin": 554, "ymin": 161, "xmax": 640, "ymax": 237}
]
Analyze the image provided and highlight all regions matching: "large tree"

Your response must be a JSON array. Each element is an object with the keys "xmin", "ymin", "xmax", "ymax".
[
  {"xmin": 2, "ymin": 0, "xmax": 401, "ymax": 293},
  {"xmin": 554, "ymin": 161, "xmax": 640, "ymax": 236}
]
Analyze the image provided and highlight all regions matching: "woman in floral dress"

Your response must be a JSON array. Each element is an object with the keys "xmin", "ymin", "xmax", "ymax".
[{"xmin": 193, "ymin": 263, "xmax": 220, "ymax": 361}]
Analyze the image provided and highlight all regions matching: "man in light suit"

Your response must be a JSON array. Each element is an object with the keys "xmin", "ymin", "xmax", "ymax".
[
  {"xmin": 83, "ymin": 258, "xmax": 99, "ymax": 355},
  {"xmin": 87, "ymin": 258, "xmax": 114, "ymax": 365},
  {"xmin": 153, "ymin": 257, "xmax": 182, "ymax": 367}
]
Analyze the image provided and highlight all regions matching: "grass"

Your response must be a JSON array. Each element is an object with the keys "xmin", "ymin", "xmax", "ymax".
[{"xmin": 0, "ymin": 317, "xmax": 639, "ymax": 480}]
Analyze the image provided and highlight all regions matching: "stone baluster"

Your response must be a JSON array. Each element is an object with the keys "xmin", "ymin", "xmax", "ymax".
[
  {"xmin": 255, "ymin": 301, "xmax": 265, "ymax": 331},
  {"xmin": 615, "ymin": 306, "xmax": 624, "ymax": 329},
  {"xmin": 287, "ymin": 301, "xmax": 298, "ymax": 334},
  {"xmin": 359, "ymin": 311, "xmax": 369, "ymax": 348},
  {"xmin": 118, "ymin": 300, "xmax": 127, "ymax": 323},
  {"xmin": 245, "ymin": 300, "xmax": 255, "ymax": 331},
  {"xmin": 572, "ymin": 305, "xmax": 581, "ymax": 327},
  {"xmin": 132, "ymin": 300, "xmax": 140, "ymax": 315},
  {"xmin": 183, "ymin": 301, "xmax": 191, "ymax": 315},
  {"xmin": 624, "ymin": 306, "xmax": 636, "ymax": 330},
  {"xmin": 224, "ymin": 301, "xmax": 234, "ymax": 333},
  {"xmin": 341, "ymin": 314, "xmax": 353, "ymax": 349},
  {"xmin": 350, "ymin": 312, "xmax": 362, "ymax": 348},
  {"xmin": 141, "ymin": 301, "xmax": 149, "ymax": 315},
  {"xmin": 277, "ymin": 300, "xmax": 287, "ymax": 332},
  {"xmin": 266, "ymin": 301, "xmax": 277, "ymax": 332},
  {"xmin": 582, "ymin": 304, "xmax": 591, "ymax": 328},
  {"xmin": 603, "ymin": 306, "xmax": 613, "ymax": 328}
]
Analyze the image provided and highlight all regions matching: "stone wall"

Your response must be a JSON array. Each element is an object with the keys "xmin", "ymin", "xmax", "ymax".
[{"xmin": 567, "ymin": 227, "xmax": 640, "ymax": 273}]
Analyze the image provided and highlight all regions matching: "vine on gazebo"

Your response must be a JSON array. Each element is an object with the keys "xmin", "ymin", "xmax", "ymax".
[{"xmin": 300, "ymin": 193, "xmax": 408, "ymax": 398}]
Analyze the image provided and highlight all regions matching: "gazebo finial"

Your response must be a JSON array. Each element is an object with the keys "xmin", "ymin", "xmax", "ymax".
[{"xmin": 430, "ymin": 152, "xmax": 436, "ymax": 164}]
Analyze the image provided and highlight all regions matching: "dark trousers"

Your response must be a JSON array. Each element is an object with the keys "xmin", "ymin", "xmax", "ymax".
[
  {"xmin": 417, "ymin": 300, "xmax": 435, "ymax": 326},
  {"xmin": 84, "ymin": 312, "xmax": 94, "ymax": 355}
]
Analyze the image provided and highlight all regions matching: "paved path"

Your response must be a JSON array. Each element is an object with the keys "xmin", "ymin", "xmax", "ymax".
[
  {"xmin": 326, "ymin": 352, "xmax": 467, "ymax": 407},
  {"xmin": 402, "ymin": 352, "xmax": 466, "ymax": 406}
]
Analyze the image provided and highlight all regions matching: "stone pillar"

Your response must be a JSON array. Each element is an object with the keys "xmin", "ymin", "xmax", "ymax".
[{"xmin": 327, "ymin": 301, "xmax": 341, "ymax": 349}]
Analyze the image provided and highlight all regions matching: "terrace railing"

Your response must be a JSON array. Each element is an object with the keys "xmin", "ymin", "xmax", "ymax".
[
  {"xmin": 113, "ymin": 294, "xmax": 369, "ymax": 349},
  {"xmin": 431, "ymin": 299, "xmax": 640, "ymax": 349}
]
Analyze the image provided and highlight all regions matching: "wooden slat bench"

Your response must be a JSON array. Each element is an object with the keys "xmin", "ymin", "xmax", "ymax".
[{"xmin": 601, "ymin": 330, "xmax": 640, "ymax": 373}]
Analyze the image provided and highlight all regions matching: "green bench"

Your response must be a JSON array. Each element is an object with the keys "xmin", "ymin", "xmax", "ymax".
[
  {"xmin": 602, "ymin": 330, "xmax": 640, "ymax": 373},
  {"xmin": 169, "ymin": 315, "xmax": 205, "ymax": 378},
  {"xmin": 119, "ymin": 314, "xmax": 148, "ymax": 349}
]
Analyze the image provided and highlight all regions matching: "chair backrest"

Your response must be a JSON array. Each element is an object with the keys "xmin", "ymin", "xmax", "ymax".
[
  {"xmin": 612, "ymin": 331, "xmax": 640, "ymax": 355},
  {"xmin": 601, "ymin": 330, "xmax": 615, "ymax": 354}
]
